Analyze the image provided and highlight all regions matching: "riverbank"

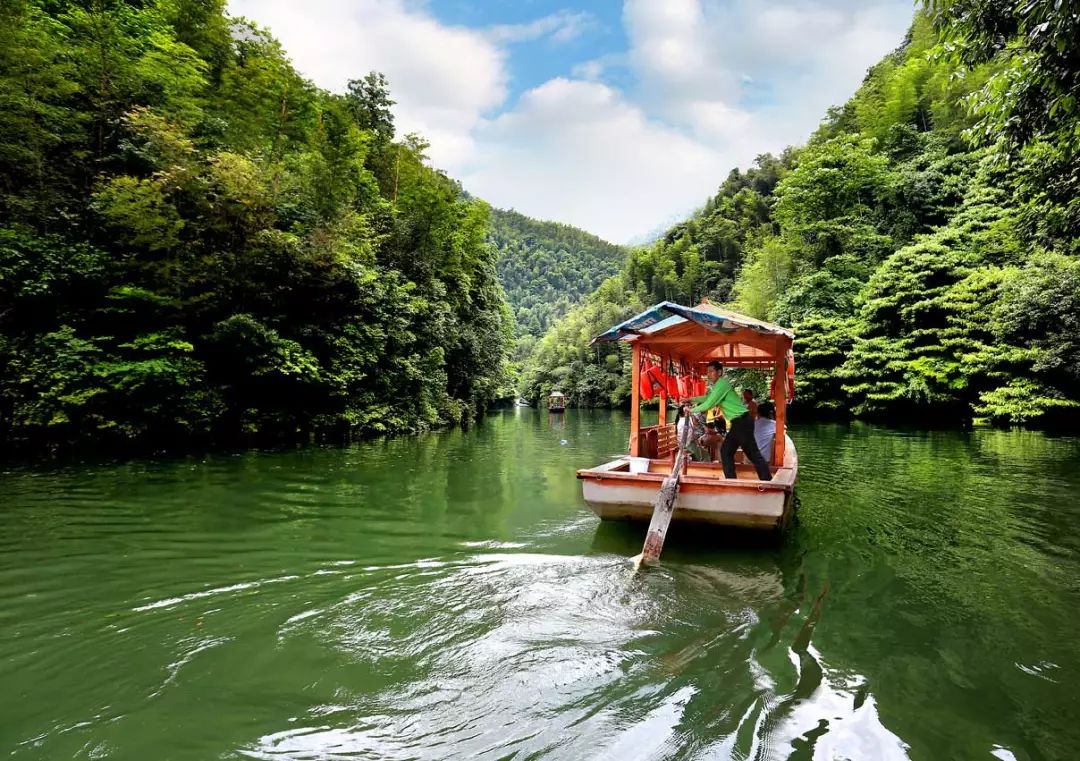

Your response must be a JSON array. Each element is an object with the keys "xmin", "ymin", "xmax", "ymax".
[
  {"xmin": 6, "ymin": 397, "xmax": 1076, "ymax": 465},
  {"xmin": 0, "ymin": 409, "xmax": 492, "ymax": 463}
]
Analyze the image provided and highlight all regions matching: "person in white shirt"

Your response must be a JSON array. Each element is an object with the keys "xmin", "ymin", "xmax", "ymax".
[{"xmin": 754, "ymin": 401, "xmax": 777, "ymax": 462}]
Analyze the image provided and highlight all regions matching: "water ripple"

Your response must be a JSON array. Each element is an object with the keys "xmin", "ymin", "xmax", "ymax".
[{"xmin": 1, "ymin": 413, "xmax": 1078, "ymax": 760}]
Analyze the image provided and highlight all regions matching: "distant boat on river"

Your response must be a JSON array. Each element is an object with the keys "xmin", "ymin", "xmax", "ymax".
[
  {"xmin": 548, "ymin": 392, "xmax": 567, "ymax": 413},
  {"xmin": 576, "ymin": 301, "xmax": 797, "ymax": 534}
]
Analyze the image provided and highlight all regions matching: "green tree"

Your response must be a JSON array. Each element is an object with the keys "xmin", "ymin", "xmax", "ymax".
[
  {"xmin": 346, "ymin": 72, "xmax": 395, "ymax": 142},
  {"xmin": 927, "ymin": 0, "xmax": 1080, "ymax": 244},
  {"xmin": 0, "ymin": 1, "xmax": 511, "ymax": 453},
  {"xmin": 773, "ymin": 135, "xmax": 894, "ymax": 268}
]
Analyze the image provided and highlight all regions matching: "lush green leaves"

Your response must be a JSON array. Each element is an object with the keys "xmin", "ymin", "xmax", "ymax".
[
  {"xmin": 526, "ymin": 6, "xmax": 1080, "ymax": 428},
  {"xmin": 927, "ymin": 0, "xmax": 1080, "ymax": 243},
  {"xmin": 492, "ymin": 208, "xmax": 625, "ymax": 338},
  {"xmin": 0, "ymin": 1, "xmax": 510, "ymax": 453}
]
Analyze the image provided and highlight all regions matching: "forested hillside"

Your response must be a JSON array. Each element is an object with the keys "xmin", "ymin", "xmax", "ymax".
[
  {"xmin": 0, "ymin": 0, "xmax": 511, "ymax": 453},
  {"xmin": 523, "ymin": 5, "xmax": 1080, "ymax": 426},
  {"xmin": 491, "ymin": 208, "xmax": 624, "ymax": 339}
]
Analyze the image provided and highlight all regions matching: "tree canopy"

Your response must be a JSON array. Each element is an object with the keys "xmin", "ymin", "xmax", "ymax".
[
  {"xmin": 491, "ymin": 208, "xmax": 625, "ymax": 340},
  {"xmin": 0, "ymin": 0, "xmax": 511, "ymax": 453},
  {"xmin": 521, "ymin": 10, "xmax": 1080, "ymax": 426}
]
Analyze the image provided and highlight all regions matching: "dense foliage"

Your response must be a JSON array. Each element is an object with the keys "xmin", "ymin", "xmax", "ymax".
[
  {"xmin": 0, "ymin": 0, "xmax": 511, "ymax": 453},
  {"xmin": 517, "ymin": 149, "xmax": 790, "ymax": 406},
  {"xmin": 524, "ymin": 12, "xmax": 1080, "ymax": 425},
  {"xmin": 491, "ymin": 208, "xmax": 625, "ymax": 340}
]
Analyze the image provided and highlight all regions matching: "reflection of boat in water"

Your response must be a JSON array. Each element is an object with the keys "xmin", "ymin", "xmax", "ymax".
[
  {"xmin": 548, "ymin": 391, "xmax": 566, "ymax": 413},
  {"xmin": 576, "ymin": 301, "xmax": 797, "ymax": 531}
]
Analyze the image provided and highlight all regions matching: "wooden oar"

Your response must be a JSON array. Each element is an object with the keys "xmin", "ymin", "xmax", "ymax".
[{"xmin": 633, "ymin": 415, "xmax": 692, "ymax": 567}]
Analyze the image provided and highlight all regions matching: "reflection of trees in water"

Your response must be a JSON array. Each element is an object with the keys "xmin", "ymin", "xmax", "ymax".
[
  {"xmin": 583, "ymin": 423, "xmax": 1079, "ymax": 759},
  {"xmin": 6, "ymin": 415, "xmax": 1077, "ymax": 759},
  {"xmin": 790, "ymin": 422, "xmax": 1080, "ymax": 761}
]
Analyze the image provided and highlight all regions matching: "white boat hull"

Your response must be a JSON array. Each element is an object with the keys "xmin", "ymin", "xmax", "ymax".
[{"xmin": 577, "ymin": 436, "xmax": 797, "ymax": 530}]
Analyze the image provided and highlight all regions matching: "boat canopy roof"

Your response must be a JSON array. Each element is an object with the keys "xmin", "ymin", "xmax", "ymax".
[
  {"xmin": 592, "ymin": 301, "xmax": 793, "ymax": 368},
  {"xmin": 549, "ymin": 391, "xmax": 566, "ymax": 398}
]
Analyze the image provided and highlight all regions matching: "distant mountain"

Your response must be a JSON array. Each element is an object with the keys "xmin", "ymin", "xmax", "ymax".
[
  {"xmin": 491, "ymin": 208, "xmax": 626, "ymax": 338},
  {"xmin": 624, "ymin": 209, "xmax": 698, "ymax": 247}
]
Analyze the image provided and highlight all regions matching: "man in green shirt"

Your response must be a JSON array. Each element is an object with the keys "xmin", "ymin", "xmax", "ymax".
[{"xmin": 687, "ymin": 362, "xmax": 772, "ymax": 481}]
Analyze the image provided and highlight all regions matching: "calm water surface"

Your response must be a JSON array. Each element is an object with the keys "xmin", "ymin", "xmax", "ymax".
[{"xmin": 2, "ymin": 410, "xmax": 1079, "ymax": 760}]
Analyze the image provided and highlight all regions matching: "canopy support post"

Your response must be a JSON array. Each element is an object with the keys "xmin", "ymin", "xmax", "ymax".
[
  {"xmin": 657, "ymin": 351, "xmax": 667, "ymax": 428},
  {"xmin": 630, "ymin": 342, "xmax": 641, "ymax": 457},
  {"xmin": 657, "ymin": 355, "xmax": 667, "ymax": 430},
  {"xmin": 773, "ymin": 354, "xmax": 787, "ymax": 467}
]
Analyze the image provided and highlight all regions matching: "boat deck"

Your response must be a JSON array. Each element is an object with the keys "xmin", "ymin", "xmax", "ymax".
[
  {"xmin": 576, "ymin": 436, "xmax": 798, "ymax": 529},
  {"xmin": 617, "ymin": 457, "xmax": 794, "ymax": 481},
  {"xmin": 577, "ymin": 456, "xmax": 795, "ymax": 488}
]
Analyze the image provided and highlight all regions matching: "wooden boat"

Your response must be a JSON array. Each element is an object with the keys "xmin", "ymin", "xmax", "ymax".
[
  {"xmin": 576, "ymin": 301, "xmax": 797, "ymax": 531},
  {"xmin": 548, "ymin": 391, "xmax": 567, "ymax": 413}
]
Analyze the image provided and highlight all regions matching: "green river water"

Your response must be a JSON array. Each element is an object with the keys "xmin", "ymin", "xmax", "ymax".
[{"xmin": 1, "ymin": 410, "xmax": 1079, "ymax": 760}]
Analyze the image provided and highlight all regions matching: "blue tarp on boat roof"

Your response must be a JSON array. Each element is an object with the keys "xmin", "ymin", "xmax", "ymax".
[{"xmin": 591, "ymin": 301, "xmax": 793, "ymax": 344}]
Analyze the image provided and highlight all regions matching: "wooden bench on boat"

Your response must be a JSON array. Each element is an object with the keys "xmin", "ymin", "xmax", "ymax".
[
  {"xmin": 577, "ymin": 300, "xmax": 797, "ymax": 531},
  {"xmin": 637, "ymin": 423, "xmax": 677, "ymax": 459}
]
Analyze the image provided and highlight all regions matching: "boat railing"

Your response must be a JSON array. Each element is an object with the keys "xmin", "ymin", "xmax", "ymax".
[{"xmin": 636, "ymin": 423, "xmax": 677, "ymax": 460}]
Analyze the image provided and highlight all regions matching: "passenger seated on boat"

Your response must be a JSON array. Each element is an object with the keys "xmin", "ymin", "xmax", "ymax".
[
  {"xmin": 705, "ymin": 404, "xmax": 726, "ymax": 430},
  {"xmin": 688, "ymin": 362, "xmax": 773, "ymax": 481},
  {"xmin": 754, "ymin": 402, "xmax": 777, "ymax": 462},
  {"xmin": 742, "ymin": 389, "xmax": 758, "ymax": 419},
  {"xmin": 698, "ymin": 416, "xmax": 726, "ymax": 462},
  {"xmin": 694, "ymin": 406, "xmax": 725, "ymax": 461},
  {"xmin": 676, "ymin": 404, "xmax": 712, "ymax": 461}
]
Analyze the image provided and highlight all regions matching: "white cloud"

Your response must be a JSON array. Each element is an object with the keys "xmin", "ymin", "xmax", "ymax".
[
  {"xmin": 486, "ymin": 10, "xmax": 595, "ymax": 45},
  {"xmin": 226, "ymin": 0, "xmax": 912, "ymax": 243},
  {"xmin": 571, "ymin": 59, "xmax": 605, "ymax": 81},
  {"xmin": 626, "ymin": 0, "xmax": 727, "ymax": 96},
  {"xmin": 462, "ymin": 79, "xmax": 734, "ymax": 242},
  {"xmin": 465, "ymin": 0, "xmax": 910, "ymax": 241},
  {"xmin": 570, "ymin": 52, "xmax": 628, "ymax": 82},
  {"xmin": 227, "ymin": 0, "xmax": 508, "ymax": 171},
  {"xmin": 624, "ymin": 0, "xmax": 912, "ymax": 147}
]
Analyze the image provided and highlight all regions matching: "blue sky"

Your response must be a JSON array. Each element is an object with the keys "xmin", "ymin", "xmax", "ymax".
[
  {"xmin": 432, "ymin": 0, "xmax": 632, "ymax": 101},
  {"xmin": 228, "ymin": 0, "xmax": 914, "ymax": 243}
]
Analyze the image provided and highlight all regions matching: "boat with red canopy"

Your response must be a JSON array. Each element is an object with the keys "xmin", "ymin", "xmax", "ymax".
[{"xmin": 576, "ymin": 300, "xmax": 797, "ymax": 531}]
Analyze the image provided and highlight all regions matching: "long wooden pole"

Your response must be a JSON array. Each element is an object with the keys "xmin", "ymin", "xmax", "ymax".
[
  {"xmin": 630, "ymin": 342, "xmax": 641, "ymax": 457},
  {"xmin": 636, "ymin": 417, "xmax": 691, "ymax": 566}
]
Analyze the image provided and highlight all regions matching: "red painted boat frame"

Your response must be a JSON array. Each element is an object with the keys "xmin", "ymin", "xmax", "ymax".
[{"xmin": 576, "ymin": 302, "xmax": 797, "ymax": 530}]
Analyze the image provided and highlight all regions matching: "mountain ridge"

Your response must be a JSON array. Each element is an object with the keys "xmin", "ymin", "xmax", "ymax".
[{"xmin": 490, "ymin": 207, "xmax": 626, "ymax": 340}]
